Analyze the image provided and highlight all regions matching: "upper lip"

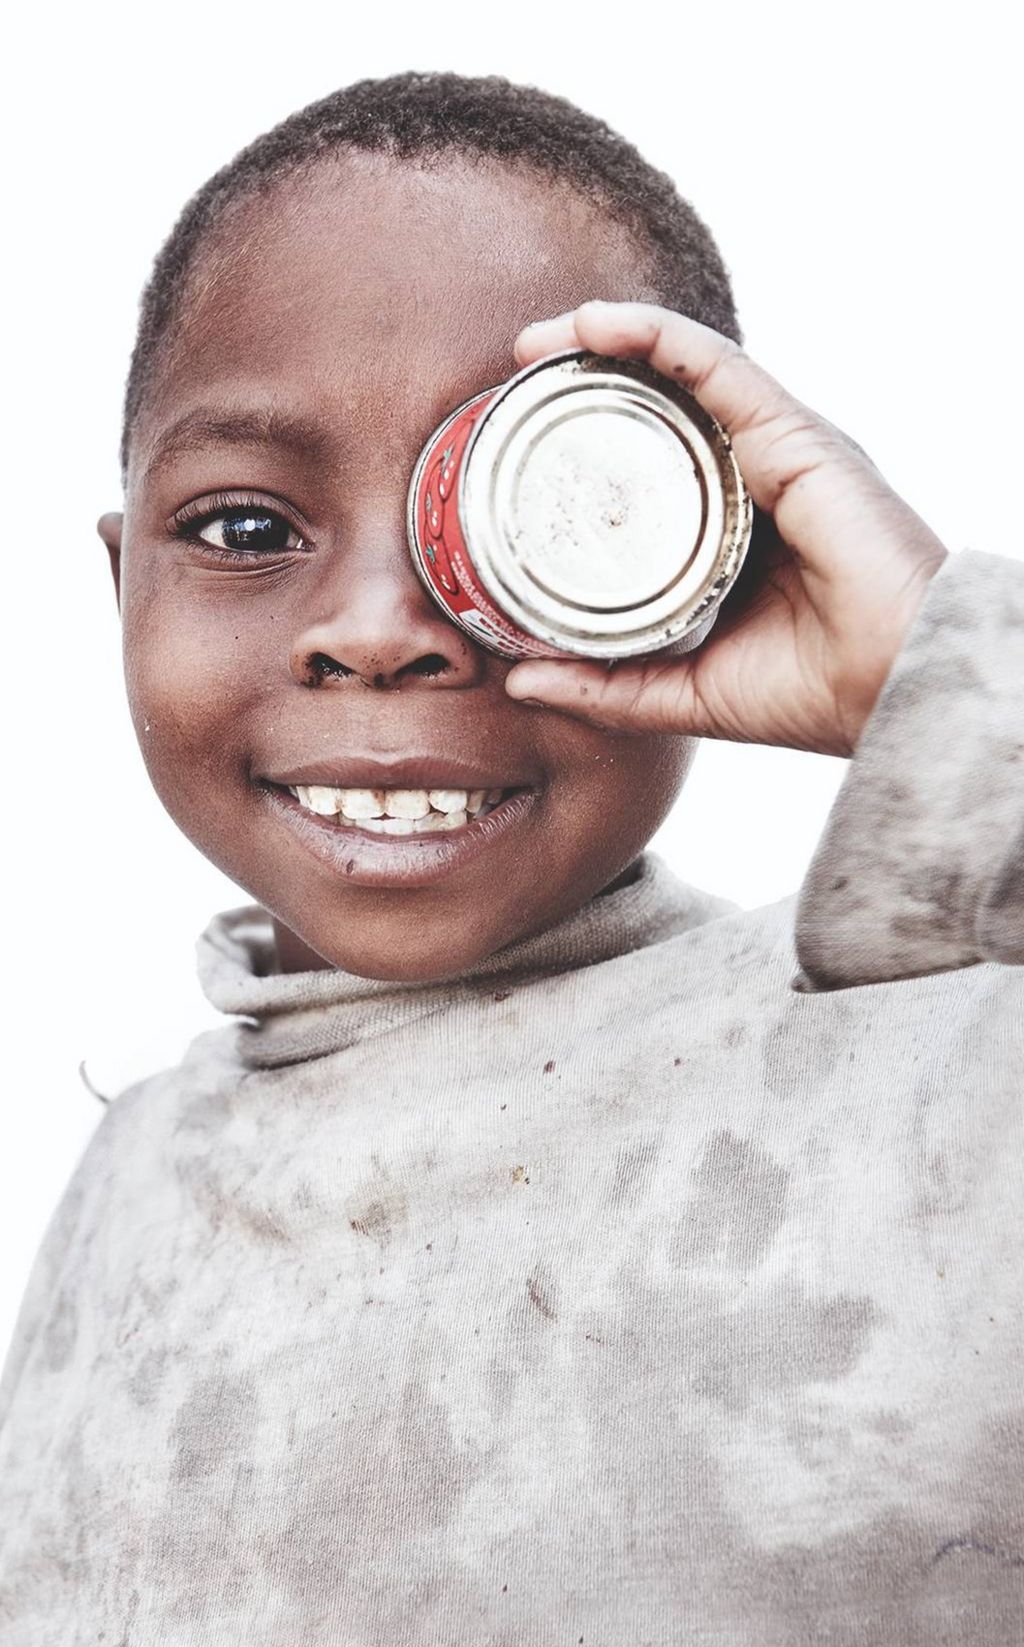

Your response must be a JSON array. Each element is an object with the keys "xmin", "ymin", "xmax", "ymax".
[{"xmin": 260, "ymin": 755, "xmax": 539, "ymax": 791}]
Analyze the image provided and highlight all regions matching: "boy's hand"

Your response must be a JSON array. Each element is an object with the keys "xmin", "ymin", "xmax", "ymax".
[{"xmin": 504, "ymin": 301, "xmax": 948, "ymax": 757}]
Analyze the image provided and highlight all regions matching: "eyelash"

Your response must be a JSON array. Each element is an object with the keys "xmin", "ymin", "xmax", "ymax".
[{"xmin": 171, "ymin": 491, "xmax": 309, "ymax": 562}]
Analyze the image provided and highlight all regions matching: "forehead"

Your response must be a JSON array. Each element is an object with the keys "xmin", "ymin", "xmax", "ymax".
[{"xmin": 133, "ymin": 152, "xmax": 660, "ymax": 480}]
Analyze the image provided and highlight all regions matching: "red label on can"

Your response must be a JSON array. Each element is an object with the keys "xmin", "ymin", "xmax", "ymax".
[{"xmin": 409, "ymin": 387, "xmax": 565, "ymax": 660}]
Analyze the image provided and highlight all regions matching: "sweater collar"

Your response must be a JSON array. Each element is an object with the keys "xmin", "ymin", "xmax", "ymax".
[{"xmin": 196, "ymin": 851, "xmax": 731, "ymax": 1069}]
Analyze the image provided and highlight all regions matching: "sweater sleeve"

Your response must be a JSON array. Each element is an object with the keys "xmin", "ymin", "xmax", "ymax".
[{"xmin": 793, "ymin": 548, "xmax": 1024, "ymax": 991}]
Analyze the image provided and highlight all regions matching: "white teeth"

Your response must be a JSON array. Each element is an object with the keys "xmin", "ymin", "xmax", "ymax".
[
  {"xmin": 384, "ymin": 789, "xmax": 431, "ymax": 819},
  {"xmin": 310, "ymin": 786, "xmax": 342, "ymax": 815},
  {"xmin": 415, "ymin": 811, "xmax": 450, "ymax": 832},
  {"xmin": 340, "ymin": 789, "xmax": 386, "ymax": 819},
  {"xmin": 286, "ymin": 783, "xmax": 510, "ymax": 831},
  {"xmin": 349, "ymin": 811, "xmax": 464, "ymax": 835},
  {"xmin": 296, "ymin": 785, "xmax": 343, "ymax": 816},
  {"xmin": 427, "ymin": 788, "xmax": 468, "ymax": 814}
]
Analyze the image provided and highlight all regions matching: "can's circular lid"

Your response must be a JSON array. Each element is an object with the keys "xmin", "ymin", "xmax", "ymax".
[{"xmin": 460, "ymin": 350, "xmax": 751, "ymax": 657}]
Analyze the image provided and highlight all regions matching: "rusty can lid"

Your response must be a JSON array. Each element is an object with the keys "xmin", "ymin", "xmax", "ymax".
[{"xmin": 459, "ymin": 349, "xmax": 751, "ymax": 658}]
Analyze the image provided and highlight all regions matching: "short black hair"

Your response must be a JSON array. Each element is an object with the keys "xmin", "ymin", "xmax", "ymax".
[{"xmin": 120, "ymin": 71, "xmax": 742, "ymax": 479}]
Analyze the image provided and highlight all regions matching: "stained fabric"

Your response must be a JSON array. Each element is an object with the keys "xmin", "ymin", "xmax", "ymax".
[{"xmin": 1, "ymin": 549, "xmax": 1021, "ymax": 1644}]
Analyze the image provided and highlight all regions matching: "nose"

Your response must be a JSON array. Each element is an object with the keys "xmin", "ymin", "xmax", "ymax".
[{"xmin": 288, "ymin": 513, "xmax": 487, "ymax": 692}]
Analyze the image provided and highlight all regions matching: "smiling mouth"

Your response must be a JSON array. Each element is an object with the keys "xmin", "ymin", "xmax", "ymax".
[
  {"xmin": 258, "ymin": 776, "xmax": 539, "ymax": 888},
  {"xmin": 268, "ymin": 782, "xmax": 519, "ymax": 835}
]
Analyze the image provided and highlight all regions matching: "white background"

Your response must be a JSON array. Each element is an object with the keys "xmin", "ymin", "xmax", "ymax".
[{"xmin": 3, "ymin": 1, "xmax": 1020, "ymax": 1357}]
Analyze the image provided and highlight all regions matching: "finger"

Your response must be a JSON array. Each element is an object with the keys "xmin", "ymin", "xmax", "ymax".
[
  {"xmin": 505, "ymin": 655, "xmax": 714, "ymax": 738},
  {"xmin": 513, "ymin": 311, "xmax": 581, "ymax": 366},
  {"xmin": 518, "ymin": 301, "xmax": 788, "ymax": 437},
  {"xmin": 515, "ymin": 303, "xmax": 677, "ymax": 367}
]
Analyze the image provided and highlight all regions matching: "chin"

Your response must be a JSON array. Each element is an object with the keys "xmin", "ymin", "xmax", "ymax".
[{"xmin": 303, "ymin": 920, "xmax": 512, "ymax": 984}]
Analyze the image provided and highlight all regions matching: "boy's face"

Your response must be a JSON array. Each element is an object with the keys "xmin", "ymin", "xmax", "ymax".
[{"xmin": 104, "ymin": 154, "xmax": 695, "ymax": 980}]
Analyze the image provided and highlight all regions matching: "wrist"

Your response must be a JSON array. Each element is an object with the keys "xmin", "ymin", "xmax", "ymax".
[{"xmin": 843, "ymin": 552, "xmax": 948, "ymax": 755}]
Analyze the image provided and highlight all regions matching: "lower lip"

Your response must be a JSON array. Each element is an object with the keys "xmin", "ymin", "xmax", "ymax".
[{"xmin": 257, "ymin": 783, "xmax": 540, "ymax": 888}]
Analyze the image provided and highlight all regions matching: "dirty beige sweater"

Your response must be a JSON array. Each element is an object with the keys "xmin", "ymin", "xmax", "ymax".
[{"xmin": 0, "ymin": 549, "xmax": 1021, "ymax": 1645}]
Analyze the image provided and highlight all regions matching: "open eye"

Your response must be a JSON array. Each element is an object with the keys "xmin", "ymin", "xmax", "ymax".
[
  {"xmin": 170, "ymin": 490, "xmax": 313, "ymax": 563},
  {"xmin": 195, "ymin": 506, "xmax": 303, "ymax": 554}
]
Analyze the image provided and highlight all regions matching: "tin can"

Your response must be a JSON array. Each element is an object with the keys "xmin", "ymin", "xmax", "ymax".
[{"xmin": 407, "ymin": 348, "xmax": 752, "ymax": 661}]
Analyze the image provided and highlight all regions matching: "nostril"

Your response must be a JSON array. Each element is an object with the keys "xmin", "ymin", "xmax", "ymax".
[
  {"xmin": 403, "ymin": 654, "xmax": 450, "ymax": 679},
  {"xmin": 300, "ymin": 651, "xmax": 453, "ymax": 688},
  {"xmin": 306, "ymin": 653, "xmax": 355, "ymax": 686}
]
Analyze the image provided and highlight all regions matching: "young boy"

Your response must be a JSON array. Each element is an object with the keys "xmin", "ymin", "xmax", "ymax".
[{"xmin": 1, "ymin": 72, "xmax": 1021, "ymax": 1645}]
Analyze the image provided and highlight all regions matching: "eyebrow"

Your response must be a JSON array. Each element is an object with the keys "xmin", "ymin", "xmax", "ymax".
[{"xmin": 143, "ymin": 407, "xmax": 334, "ymax": 480}]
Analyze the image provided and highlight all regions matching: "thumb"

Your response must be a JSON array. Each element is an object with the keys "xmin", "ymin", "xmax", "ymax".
[{"xmin": 504, "ymin": 656, "xmax": 710, "ymax": 736}]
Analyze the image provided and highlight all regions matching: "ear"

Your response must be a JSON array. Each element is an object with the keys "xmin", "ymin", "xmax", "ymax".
[{"xmin": 97, "ymin": 512, "xmax": 123, "ymax": 610}]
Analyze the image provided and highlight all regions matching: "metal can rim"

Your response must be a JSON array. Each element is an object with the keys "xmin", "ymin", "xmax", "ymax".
[
  {"xmin": 405, "ymin": 387, "xmax": 491, "ymax": 610},
  {"xmin": 457, "ymin": 348, "xmax": 752, "ymax": 659}
]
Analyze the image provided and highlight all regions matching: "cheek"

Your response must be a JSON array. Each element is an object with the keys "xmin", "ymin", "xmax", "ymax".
[
  {"xmin": 540, "ymin": 719, "xmax": 694, "ymax": 866},
  {"xmin": 120, "ymin": 581, "xmax": 257, "ymax": 817}
]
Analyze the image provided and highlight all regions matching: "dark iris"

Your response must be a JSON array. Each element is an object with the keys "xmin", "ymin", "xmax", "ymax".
[{"xmin": 219, "ymin": 510, "xmax": 292, "ymax": 551}]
